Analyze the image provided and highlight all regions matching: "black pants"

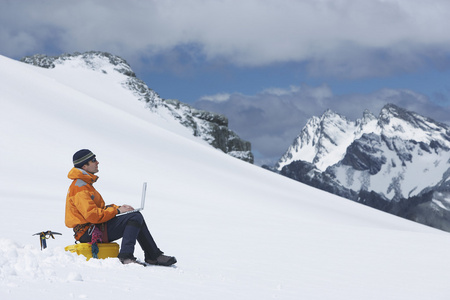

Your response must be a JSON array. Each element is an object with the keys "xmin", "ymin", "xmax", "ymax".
[
  {"xmin": 81, "ymin": 212, "xmax": 162, "ymax": 260},
  {"xmin": 106, "ymin": 212, "xmax": 162, "ymax": 260}
]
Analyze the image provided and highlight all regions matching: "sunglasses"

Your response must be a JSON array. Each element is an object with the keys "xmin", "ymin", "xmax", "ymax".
[{"xmin": 91, "ymin": 158, "xmax": 97, "ymax": 163}]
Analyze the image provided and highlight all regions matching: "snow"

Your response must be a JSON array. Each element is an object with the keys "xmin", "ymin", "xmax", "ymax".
[
  {"xmin": 2, "ymin": 53, "xmax": 450, "ymax": 299},
  {"xmin": 432, "ymin": 193, "xmax": 450, "ymax": 211},
  {"xmin": 276, "ymin": 116, "xmax": 321, "ymax": 169},
  {"xmin": 332, "ymin": 136, "xmax": 449, "ymax": 199},
  {"xmin": 277, "ymin": 110, "xmax": 380, "ymax": 173},
  {"xmin": 279, "ymin": 102, "xmax": 449, "ymax": 200},
  {"xmin": 381, "ymin": 108, "xmax": 450, "ymax": 148}
]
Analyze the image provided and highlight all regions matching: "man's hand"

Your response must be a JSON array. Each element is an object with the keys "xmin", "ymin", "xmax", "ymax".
[{"xmin": 118, "ymin": 205, "xmax": 135, "ymax": 213}]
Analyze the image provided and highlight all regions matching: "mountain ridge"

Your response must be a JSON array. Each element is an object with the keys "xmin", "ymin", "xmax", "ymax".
[
  {"xmin": 272, "ymin": 104, "xmax": 450, "ymax": 231},
  {"xmin": 20, "ymin": 51, "xmax": 254, "ymax": 163}
]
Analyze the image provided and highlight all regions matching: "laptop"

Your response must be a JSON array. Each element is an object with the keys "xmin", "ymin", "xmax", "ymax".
[{"xmin": 116, "ymin": 182, "xmax": 147, "ymax": 217}]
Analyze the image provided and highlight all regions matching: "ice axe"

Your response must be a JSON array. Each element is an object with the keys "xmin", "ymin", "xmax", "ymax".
[{"xmin": 33, "ymin": 230, "xmax": 62, "ymax": 250}]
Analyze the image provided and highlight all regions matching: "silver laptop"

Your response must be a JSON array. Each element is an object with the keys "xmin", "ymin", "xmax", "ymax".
[{"xmin": 116, "ymin": 182, "xmax": 147, "ymax": 217}]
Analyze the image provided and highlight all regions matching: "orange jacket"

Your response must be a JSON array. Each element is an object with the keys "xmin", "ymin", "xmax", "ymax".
[{"xmin": 65, "ymin": 167, "xmax": 119, "ymax": 239}]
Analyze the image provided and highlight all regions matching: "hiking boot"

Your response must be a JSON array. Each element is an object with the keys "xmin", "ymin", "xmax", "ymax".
[
  {"xmin": 145, "ymin": 254, "xmax": 177, "ymax": 266},
  {"xmin": 118, "ymin": 253, "xmax": 138, "ymax": 265}
]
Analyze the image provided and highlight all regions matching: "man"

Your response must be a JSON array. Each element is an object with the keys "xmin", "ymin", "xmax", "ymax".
[{"xmin": 65, "ymin": 149, "xmax": 176, "ymax": 266}]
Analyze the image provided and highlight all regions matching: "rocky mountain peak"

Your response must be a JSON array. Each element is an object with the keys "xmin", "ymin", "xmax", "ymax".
[
  {"xmin": 362, "ymin": 109, "xmax": 377, "ymax": 122},
  {"xmin": 378, "ymin": 104, "xmax": 450, "ymax": 148},
  {"xmin": 21, "ymin": 51, "xmax": 136, "ymax": 77},
  {"xmin": 21, "ymin": 51, "xmax": 163, "ymax": 110},
  {"xmin": 275, "ymin": 109, "xmax": 359, "ymax": 172},
  {"xmin": 379, "ymin": 103, "xmax": 417, "ymax": 126},
  {"xmin": 276, "ymin": 104, "xmax": 450, "ymax": 231}
]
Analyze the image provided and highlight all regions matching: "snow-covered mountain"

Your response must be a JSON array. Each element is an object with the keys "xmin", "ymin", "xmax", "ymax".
[
  {"xmin": 2, "ymin": 53, "xmax": 450, "ymax": 299},
  {"xmin": 20, "ymin": 51, "xmax": 254, "ymax": 163},
  {"xmin": 275, "ymin": 109, "xmax": 379, "ymax": 172},
  {"xmin": 273, "ymin": 104, "xmax": 450, "ymax": 231}
]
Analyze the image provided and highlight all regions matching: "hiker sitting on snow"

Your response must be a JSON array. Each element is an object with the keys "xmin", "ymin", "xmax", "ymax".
[{"xmin": 65, "ymin": 149, "xmax": 176, "ymax": 266}]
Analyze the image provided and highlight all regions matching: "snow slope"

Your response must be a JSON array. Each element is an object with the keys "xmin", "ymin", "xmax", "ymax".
[{"xmin": 1, "ymin": 54, "xmax": 450, "ymax": 299}]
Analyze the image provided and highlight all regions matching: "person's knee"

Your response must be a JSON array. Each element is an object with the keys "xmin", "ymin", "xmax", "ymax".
[{"xmin": 127, "ymin": 212, "xmax": 144, "ymax": 227}]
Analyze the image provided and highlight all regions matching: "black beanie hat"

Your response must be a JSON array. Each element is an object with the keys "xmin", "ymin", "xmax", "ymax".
[{"xmin": 73, "ymin": 149, "xmax": 96, "ymax": 168}]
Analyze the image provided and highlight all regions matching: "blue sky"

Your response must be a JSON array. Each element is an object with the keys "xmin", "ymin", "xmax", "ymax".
[
  {"xmin": 2, "ymin": 0, "xmax": 450, "ymax": 165},
  {"xmin": 140, "ymin": 59, "xmax": 450, "ymax": 105}
]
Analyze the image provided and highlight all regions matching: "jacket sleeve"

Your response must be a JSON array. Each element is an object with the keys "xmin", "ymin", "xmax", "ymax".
[
  {"xmin": 72, "ymin": 190, "xmax": 118, "ymax": 223},
  {"xmin": 106, "ymin": 204, "xmax": 120, "ymax": 210}
]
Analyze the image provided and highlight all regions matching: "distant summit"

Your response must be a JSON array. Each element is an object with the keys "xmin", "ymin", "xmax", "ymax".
[
  {"xmin": 21, "ymin": 51, "xmax": 254, "ymax": 163},
  {"xmin": 272, "ymin": 104, "xmax": 450, "ymax": 231}
]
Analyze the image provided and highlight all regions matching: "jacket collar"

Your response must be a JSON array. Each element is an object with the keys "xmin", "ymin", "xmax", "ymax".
[{"xmin": 68, "ymin": 167, "xmax": 98, "ymax": 184}]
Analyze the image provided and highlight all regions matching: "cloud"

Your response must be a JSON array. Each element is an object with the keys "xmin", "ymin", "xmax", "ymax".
[
  {"xmin": 195, "ymin": 85, "xmax": 450, "ymax": 165},
  {"xmin": 2, "ymin": 0, "xmax": 450, "ymax": 77},
  {"xmin": 3, "ymin": 0, "xmax": 450, "ymax": 165},
  {"xmin": 199, "ymin": 93, "xmax": 232, "ymax": 103}
]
